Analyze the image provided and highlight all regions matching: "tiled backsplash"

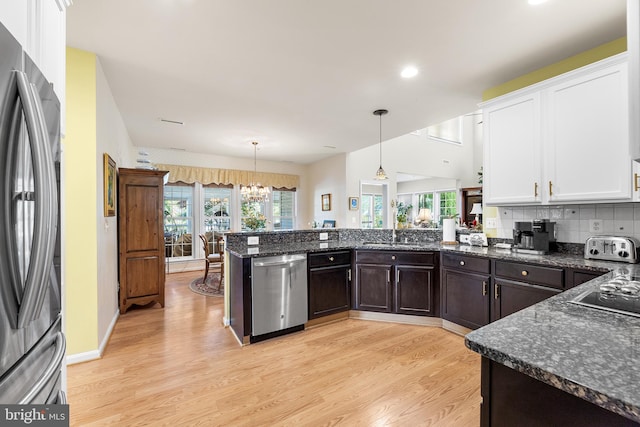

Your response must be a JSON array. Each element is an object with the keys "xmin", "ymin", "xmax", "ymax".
[{"xmin": 494, "ymin": 203, "xmax": 640, "ymax": 243}]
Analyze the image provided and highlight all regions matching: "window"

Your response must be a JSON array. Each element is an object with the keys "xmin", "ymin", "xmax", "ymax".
[
  {"xmin": 439, "ymin": 191, "xmax": 457, "ymax": 221},
  {"xmin": 414, "ymin": 190, "xmax": 458, "ymax": 225},
  {"xmin": 164, "ymin": 183, "xmax": 194, "ymax": 258},
  {"xmin": 203, "ymin": 185, "xmax": 232, "ymax": 232},
  {"xmin": 272, "ymin": 189, "xmax": 296, "ymax": 230},
  {"xmin": 361, "ymin": 194, "xmax": 384, "ymax": 229}
]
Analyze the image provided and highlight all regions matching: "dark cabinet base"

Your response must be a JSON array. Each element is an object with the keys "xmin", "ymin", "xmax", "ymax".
[{"xmin": 481, "ymin": 358, "xmax": 640, "ymax": 427}]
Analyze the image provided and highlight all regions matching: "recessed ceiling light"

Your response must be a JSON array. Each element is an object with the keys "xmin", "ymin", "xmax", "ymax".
[
  {"xmin": 401, "ymin": 66, "xmax": 418, "ymax": 78},
  {"xmin": 528, "ymin": 0, "xmax": 548, "ymax": 5}
]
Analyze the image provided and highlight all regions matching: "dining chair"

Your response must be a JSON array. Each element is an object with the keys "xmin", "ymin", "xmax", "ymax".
[{"xmin": 199, "ymin": 234, "xmax": 223, "ymax": 290}]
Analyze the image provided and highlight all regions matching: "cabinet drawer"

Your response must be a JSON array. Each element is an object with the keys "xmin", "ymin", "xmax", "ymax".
[
  {"xmin": 442, "ymin": 253, "xmax": 490, "ymax": 274},
  {"xmin": 355, "ymin": 250, "xmax": 435, "ymax": 266},
  {"xmin": 308, "ymin": 251, "xmax": 351, "ymax": 268},
  {"xmin": 494, "ymin": 260, "xmax": 564, "ymax": 289}
]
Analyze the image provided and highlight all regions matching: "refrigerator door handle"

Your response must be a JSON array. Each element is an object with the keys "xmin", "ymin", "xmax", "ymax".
[
  {"xmin": 12, "ymin": 71, "xmax": 58, "ymax": 328},
  {"xmin": 18, "ymin": 331, "xmax": 65, "ymax": 404}
]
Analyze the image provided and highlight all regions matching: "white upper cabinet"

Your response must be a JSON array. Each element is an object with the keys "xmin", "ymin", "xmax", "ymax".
[
  {"xmin": 483, "ymin": 92, "xmax": 542, "ymax": 205},
  {"xmin": 0, "ymin": 0, "xmax": 66, "ymax": 133},
  {"xmin": 482, "ymin": 53, "xmax": 632, "ymax": 206},
  {"xmin": 545, "ymin": 61, "xmax": 629, "ymax": 202}
]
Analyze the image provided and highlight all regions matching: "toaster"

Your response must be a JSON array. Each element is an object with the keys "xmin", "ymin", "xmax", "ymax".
[{"xmin": 584, "ymin": 236, "xmax": 640, "ymax": 263}]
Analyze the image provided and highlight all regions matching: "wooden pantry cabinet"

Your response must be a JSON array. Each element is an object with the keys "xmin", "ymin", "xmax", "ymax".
[
  {"xmin": 483, "ymin": 53, "xmax": 632, "ymax": 206},
  {"xmin": 118, "ymin": 168, "xmax": 168, "ymax": 314}
]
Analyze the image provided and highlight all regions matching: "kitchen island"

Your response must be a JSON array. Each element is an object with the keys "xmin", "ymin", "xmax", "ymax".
[{"xmin": 465, "ymin": 267, "xmax": 640, "ymax": 426}]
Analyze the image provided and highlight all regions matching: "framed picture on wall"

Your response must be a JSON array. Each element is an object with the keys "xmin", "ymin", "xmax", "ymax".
[
  {"xmin": 349, "ymin": 196, "xmax": 359, "ymax": 211},
  {"xmin": 321, "ymin": 193, "xmax": 331, "ymax": 211},
  {"xmin": 103, "ymin": 153, "xmax": 116, "ymax": 217}
]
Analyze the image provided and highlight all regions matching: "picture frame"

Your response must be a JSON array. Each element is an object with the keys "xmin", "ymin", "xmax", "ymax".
[
  {"xmin": 321, "ymin": 193, "xmax": 331, "ymax": 211},
  {"xmin": 349, "ymin": 196, "xmax": 359, "ymax": 211},
  {"xmin": 103, "ymin": 153, "xmax": 116, "ymax": 217},
  {"xmin": 322, "ymin": 220, "xmax": 336, "ymax": 228}
]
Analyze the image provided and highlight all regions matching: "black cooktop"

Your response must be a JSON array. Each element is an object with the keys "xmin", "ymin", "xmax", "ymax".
[{"xmin": 571, "ymin": 277, "xmax": 640, "ymax": 318}]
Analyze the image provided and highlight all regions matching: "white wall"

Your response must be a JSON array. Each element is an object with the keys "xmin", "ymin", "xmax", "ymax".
[
  {"xmin": 95, "ymin": 57, "xmax": 135, "ymax": 346},
  {"xmin": 343, "ymin": 114, "xmax": 481, "ymax": 227},
  {"xmin": 306, "ymin": 153, "xmax": 347, "ymax": 228}
]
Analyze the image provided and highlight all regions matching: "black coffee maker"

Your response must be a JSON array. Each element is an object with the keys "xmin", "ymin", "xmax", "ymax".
[{"xmin": 513, "ymin": 220, "xmax": 557, "ymax": 254}]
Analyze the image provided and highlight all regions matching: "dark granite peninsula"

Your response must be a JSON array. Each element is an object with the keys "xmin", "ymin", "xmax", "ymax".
[
  {"xmin": 226, "ymin": 228, "xmax": 640, "ymax": 425},
  {"xmin": 466, "ymin": 268, "xmax": 640, "ymax": 426}
]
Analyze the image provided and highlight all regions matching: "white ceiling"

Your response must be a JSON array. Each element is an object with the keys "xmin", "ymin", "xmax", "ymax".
[{"xmin": 66, "ymin": 0, "xmax": 626, "ymax": 164}]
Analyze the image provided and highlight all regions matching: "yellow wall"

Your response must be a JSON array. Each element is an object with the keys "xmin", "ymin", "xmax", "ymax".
[
  {"xmin": 481, "ymin": 37, "xmax": 626, "ymax": 237},
  {"xmin": 482, "ymin": 37, "xmax": 627, "ymax": 101},
  {"xmin": 64, "ymin": 48, "xmax": 98, "ymax": 354}
]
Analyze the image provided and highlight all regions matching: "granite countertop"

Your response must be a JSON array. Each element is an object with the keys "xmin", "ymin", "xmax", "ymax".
[
  {"xmin": 465, "ymin": 266, "xmax": 640, "ymax": 423},
  {"xmin": 226, "ymin": 239, "xmax": 614, "ymax": 272}
]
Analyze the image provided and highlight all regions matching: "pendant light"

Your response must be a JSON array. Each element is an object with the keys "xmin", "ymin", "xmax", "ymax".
[
  {"xmin": 241, "ymin": 141, "xmax": 270, "ymax": 202},
  {"xmin": 373, "ymin": 109, "xmax": 389, "ymax": 180}
]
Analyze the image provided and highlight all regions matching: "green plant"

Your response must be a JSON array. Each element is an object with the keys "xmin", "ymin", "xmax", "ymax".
[{"xmin": 396, "ymin": 202, "xmax": 413, "ymax": 224}]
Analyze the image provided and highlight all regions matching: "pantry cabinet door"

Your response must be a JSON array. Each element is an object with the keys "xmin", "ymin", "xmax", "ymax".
[{"xmin": 483, "ymin": 92, "xmax": 542, "ymax": 206}]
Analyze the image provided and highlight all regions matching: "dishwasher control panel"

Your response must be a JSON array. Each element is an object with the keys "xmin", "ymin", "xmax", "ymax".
[{"xmin": 584, "ymin": 236, "xmax": 640, "ymax": 263}]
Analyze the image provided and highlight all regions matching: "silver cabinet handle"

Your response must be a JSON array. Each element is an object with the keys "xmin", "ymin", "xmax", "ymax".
[
  {"xmin": 348, "ymin": 268, "xmax": 351, "ymax": 281},
  {"xmin": 386, "ymin": 270, "xmax": 390, "ymax": 284},
  {"xmin": 521, "ymin": 270, "xmax": 528, "ymax": 276},
  {"xmin": 396, "ymin": 269, "xmax": 400, "ymax": 284},
  {"xmin": 460, "ymin": 260, "xmax": 465, "ymax": 266},
  {"xmin": 391, "ymin": 255, "xmax": 396, "ymax": 260},
  {"xmin": 482, "ymin": 281, "xmax": 487, "ymax": 296},
  {"xmin": 329, "ymin": 256, "xmax": 334, "ymax": 262},
  {"xmin": 494, "ymin": 283, "xmax": 500, "ymax": 299}
]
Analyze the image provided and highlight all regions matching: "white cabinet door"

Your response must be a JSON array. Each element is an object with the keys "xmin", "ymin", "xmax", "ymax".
[
  {"xmin": 483, "ymin": 92, "xmax": 542, "ymax": 205},
  {"xmin": 0, "ymin": 0, "xmax": 31, "ymax": 49},
  {"xmin": 545, "ymin": 61, "xmax": 631, "ymax": 202}
]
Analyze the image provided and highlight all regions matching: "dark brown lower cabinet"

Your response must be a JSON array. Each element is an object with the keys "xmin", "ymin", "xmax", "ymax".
[
  {"xmin": 308, "ymin": 251, "xmax": 351, "ymax": 319},
  {"xmin": 395, "ymin": 265, "xmax": 435, "ymax": 315},
  {"xmin": 441, "ymin": 269, "xmax": 491, "ymax": 329},
  {"xmin": 481, "ymin": 357, "xmax": 640, "ymax": 427},
  {"xmin": 354, "ymin": 250, "xmax": 437, "ymax": 316},
  {"xmin": 491, "ymin": 278, "xmax": 560, "ymax": 321},
  {"xmin": 355, "ymin": 263, "xmax": 392, "ymax": 312}
]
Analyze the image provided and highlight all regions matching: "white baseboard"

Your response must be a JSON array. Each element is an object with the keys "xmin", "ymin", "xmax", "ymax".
[
  {"xmin": 66, "ymin": 309, "xmax": 119, "ymax": 366},
  {"xmin": 66, "ymin": 349, "xmax": 101, "ymax": 365}
]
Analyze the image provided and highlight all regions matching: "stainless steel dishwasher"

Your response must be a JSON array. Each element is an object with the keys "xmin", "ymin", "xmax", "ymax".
[{"xmin": 251, "ymin": 254, "xmax": 308, "ymax": 338}]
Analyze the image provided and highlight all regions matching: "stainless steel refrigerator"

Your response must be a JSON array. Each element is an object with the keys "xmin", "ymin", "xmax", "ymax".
[{"xmin": 0, "ymin": 21, "xmax": 65, "ymax": 404}]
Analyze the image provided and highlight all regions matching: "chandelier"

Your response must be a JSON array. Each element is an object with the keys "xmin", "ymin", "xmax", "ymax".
[
  {"xmin": 373, "ymin": 109, "xmax": 389, "ymax": 180},
  {"xmin": 241, "ymin": 141, "xmax": 270, "ymax": 202}
]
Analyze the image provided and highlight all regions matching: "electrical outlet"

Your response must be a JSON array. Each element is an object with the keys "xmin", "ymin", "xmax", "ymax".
[
  {"xmin": 319, "ymin": 232, "xmax": 328, "ymax": 241},
  {"xmin": 247, "ymin": 236, "xmax": 259, "ymax": 245},
  {"xmin": 485, "ymin": 218, "xmax": 497, "ymax": 229},
  {"xmin": 589, "ymin": 219, "xmax": 603, "ymax": 233}
]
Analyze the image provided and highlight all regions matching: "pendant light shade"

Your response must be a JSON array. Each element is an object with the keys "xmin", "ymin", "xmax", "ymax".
[
  {"xmin": 373, "ymin": 109, "xmax": 389, "ymax": 180},
  {"xmin": 241, "ymin": 141, "xmax": 270, "ymax": 202}
]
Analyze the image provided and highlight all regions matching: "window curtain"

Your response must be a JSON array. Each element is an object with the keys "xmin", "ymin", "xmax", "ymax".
[{"xmin": 155, "ymin": 164, "xmax": 299, "ymax": 189}]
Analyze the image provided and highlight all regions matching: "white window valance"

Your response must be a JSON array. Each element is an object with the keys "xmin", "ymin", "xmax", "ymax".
[{"xmin": 155, "ymin": 163, "xmax": 299, "ymax": 190}]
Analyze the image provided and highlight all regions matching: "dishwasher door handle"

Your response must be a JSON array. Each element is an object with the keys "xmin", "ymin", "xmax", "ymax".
[{"xmin": 253, "ymin": 255, "xmax": 306, "ymax": 267}]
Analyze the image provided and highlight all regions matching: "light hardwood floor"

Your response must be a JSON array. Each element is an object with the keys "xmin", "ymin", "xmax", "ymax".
[{"xmin": 67, "ymin": 271, "xmax": 481, "ymax": 426}]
